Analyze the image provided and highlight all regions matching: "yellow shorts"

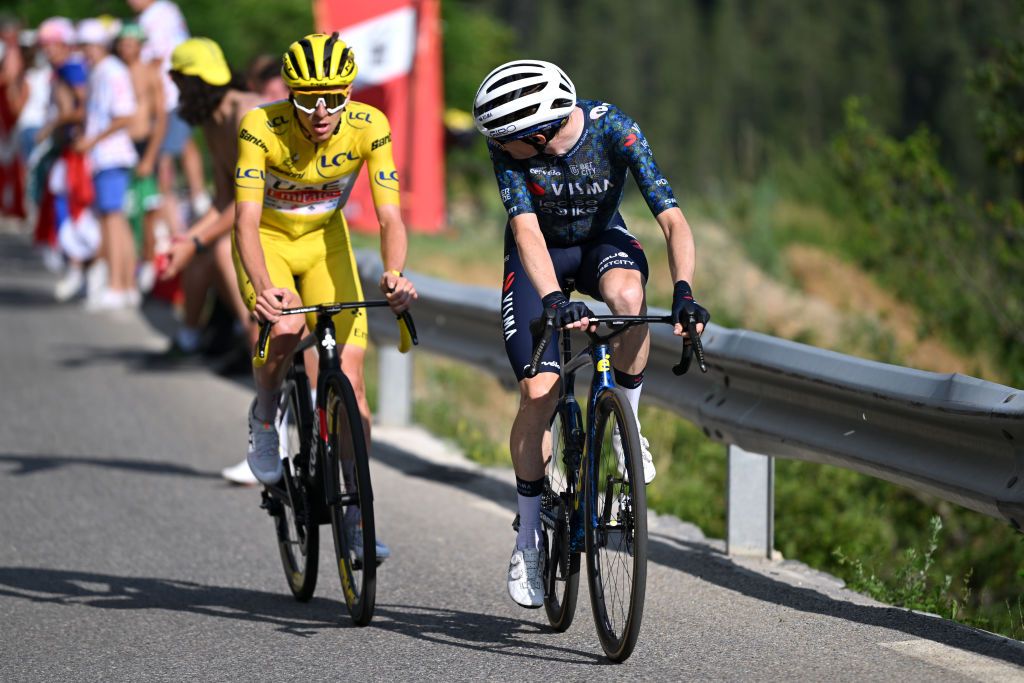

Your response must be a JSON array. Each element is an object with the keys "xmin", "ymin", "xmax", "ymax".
[{"xmin": 232, "ymin": 225, "xmax": 368, "ymax": 348}]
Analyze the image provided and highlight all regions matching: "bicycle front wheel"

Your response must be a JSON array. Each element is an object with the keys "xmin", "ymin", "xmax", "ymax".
[
  {"xmin": 275, "ymin": 378, "xmax": 319, "ymax": 601},
  {"xmin": 324, "ymin": 374, "xmax": 376, "ymax": 625},
  {"xmin": 543, "ymin": 403, "xmax": 581, "ymax": 631},
  {"xmin": 585, "ymin": 387, "xmax": 647, "ymax": 662}
]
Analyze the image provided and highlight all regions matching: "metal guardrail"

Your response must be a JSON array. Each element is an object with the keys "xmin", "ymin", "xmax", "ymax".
[{"xmin": 358, "ymin": 252, "xmax": 1024, "ymax": 555}]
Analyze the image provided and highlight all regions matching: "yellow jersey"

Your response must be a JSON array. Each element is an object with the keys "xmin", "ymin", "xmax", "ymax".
[{"xmin": 234, "ymin": 99, "xmax": 400, "ymax": 239}]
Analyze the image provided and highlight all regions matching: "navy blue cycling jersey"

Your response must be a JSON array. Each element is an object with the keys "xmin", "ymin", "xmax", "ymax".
[{"xmin": 487, "ymin": 99, "xmax": 678, "ymax": 246}]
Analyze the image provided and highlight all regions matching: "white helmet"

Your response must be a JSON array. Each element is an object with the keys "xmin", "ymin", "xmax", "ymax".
[{"xmin": 473, "ymin": 60, "xmax": 576, "ymax": 141}]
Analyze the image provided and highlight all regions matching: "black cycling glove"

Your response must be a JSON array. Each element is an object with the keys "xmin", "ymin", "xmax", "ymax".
[
  {"xmin": 671, "ymin": 280, "xmax": 710, "ymax": 328},
  {"xmin": 542, "ymin": 291, "xmax": 593, "ymax": 328}
]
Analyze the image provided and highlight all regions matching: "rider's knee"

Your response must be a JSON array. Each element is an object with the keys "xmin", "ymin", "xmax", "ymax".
[
  {"xmin": 519, "ymin": 373, "xmax": 560, "ymax": 407},
  {"xmin": 605, "ymin": 281, "xmax": 645, "ymax": 315},
  {"xmin": 269, "ymin": 315, "xmax": 305, "ymax": 343}
]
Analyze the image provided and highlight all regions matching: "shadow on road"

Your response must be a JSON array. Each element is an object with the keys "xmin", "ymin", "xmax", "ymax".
[
  {"xmin": 646, "ymin": 533, "xmax": 1024, "ymax": 667},
  {"xmin": 374, "ymin": 443, "xmax": 1024, "ymax": 667},
  {"xmin": 0, "ymin": 452, "xmax": 221, "ymax": 479},
  {"xmin": 0, "ymin": 566, "xmax": 344, "ymax": 637},
  {"xmin": 0, "ymin": 567, "xmax": 605, "ymax": 662},
  {"xmin": 373, "ymin": 604, "xmax": 606, "ymax": 664}
]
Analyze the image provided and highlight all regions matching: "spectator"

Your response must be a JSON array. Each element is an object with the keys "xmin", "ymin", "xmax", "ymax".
[
  {"xmin": 127, "ymin": 0, "xmax": 209, "ymax": 232},
  {"xmin": 158, "ymin": 37, "xmax": 260, "ymax": 371},
  {"xmin": 245, "ymin": 53, "xmax": 288, "ymax": 102},
  {"xmin": 0, "ymin": 14, "xmax": 28, "ymax": 222},
  {"xmin": 14, "ymin": 28, "xmax": 51, "ymax": 177},
  {"xmin": 74, "ymin": 18, "xmax": 138, "ymax": 310},
  {"xmin": 33, "ymin": 16, "xmax": 87, "ymax": 277},
  {"xmin": 114, "ymin": 21, "xmax": 165, "ymax": 294}
]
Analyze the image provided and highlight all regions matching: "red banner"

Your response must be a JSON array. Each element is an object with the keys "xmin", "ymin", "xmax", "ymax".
[{"xmin": 315, "ymin": 0, "xmax": 445, "ymax": 233}]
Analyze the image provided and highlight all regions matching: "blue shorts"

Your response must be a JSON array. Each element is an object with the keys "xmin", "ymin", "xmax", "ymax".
[
  {"xmin": 501, "ymin": 213, "xmax": 649, "ymax": 381},
  {"xmin": 159, "ymin": 108, "xmax": 192, "ymax": 156},
  {"xmin": 93, "ymin": 167, "xmax": 132, "ymax": 215}
]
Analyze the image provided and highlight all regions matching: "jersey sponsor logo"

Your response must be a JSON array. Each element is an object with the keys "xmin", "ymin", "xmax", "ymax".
[
  {"xmin": 374, "ymin": 169, "xmax": 399, "ymax": 192},
  {"xmin": 266, "ymin": 186, "xmax": 343, "ymax": 204},
  {"xmin": 500, "ymin": 187, "xmax": 511, "ymax": 202},
  {"xmin": 371, "ymin": 133, "xmax": 391, "ymax": 151},
  {"xmin": 266, "ymin": 115, "xmax": 288, "ymax": 129},
  {"xmin": 349, "ymin": 110, "xmax": 373, "ymax": 124},
  {"xmin": 630, "ymin": 239, "xmax": 644, "ymax": 251},
  {"xmin": 656, "ymin": 178, "xmax": 669, "ymax": 186},
  {"xmin": 624, "ymin": 133, "xmax": 638, "ymax": 148},
  {"xmin": 529, "ymin": 167, "xmax": 561, "ymax": 176},
  {"xmin": 527, "ymin": 181, "xmax": 546, "ymax": 196},
  {"xmin": 503, "ymin": 272, "xmax": 515, "ymax": 293},
  {"xmin": 589, "ymin": 104, "xmax": 610, "ymax": 120},
  {"xmin": 239, "ymin": 128, "xmax": 270, "ymax": 153},
  {"xmin": 235, "ymin": 167, "xmax": 265, "ymax": 180},
  {"xmin": 550, "ymin": 179, "xmax": 613, "ymax": 197},
  {"xmin": 319, "ymin": 151, "xmax": 359, "ymax": 168},
  {"xmin": 569, "ymin": 162, "xmax": 597, "ymax": 176},
  {"xmin": 502, "ymin": 289, "xmax": 517, "ymax": 340}
]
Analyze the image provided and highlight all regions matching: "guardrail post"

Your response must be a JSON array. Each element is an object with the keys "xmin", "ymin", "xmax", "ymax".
[
  {"xmin": 377, "ymin": 346, "xmax": 412, "ymax": 427},
  {"xmin": 726, "ymin": 444, "xmax": 774, "ymax": 558}
]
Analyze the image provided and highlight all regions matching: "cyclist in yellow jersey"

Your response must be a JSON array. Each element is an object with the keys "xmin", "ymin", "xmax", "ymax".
[{"xmin": 233, "ymin": 34, "xmax": 416, "ymax": 557}]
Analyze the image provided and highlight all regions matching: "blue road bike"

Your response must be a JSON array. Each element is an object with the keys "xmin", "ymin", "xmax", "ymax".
[{"xmin": 524, "ymin": 305, "xmax": 706, "ymax": 662}]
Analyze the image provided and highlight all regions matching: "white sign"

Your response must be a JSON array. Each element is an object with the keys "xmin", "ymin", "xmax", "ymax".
[{"xmin": 334, "ymin": 6, "xmax": 416, "ymax": 88}]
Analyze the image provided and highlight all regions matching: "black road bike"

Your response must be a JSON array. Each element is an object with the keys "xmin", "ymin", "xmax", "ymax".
[
  {"xmin": 253, "ymin": 301, "xmax": 417, "ymax": 625},
  {"xmin": 525, "ymin": 307, "xmax": 706, "ymax": 661}
]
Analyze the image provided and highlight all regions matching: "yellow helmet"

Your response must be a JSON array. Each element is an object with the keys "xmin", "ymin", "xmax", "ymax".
[{"xmin": 281, "ymin": 32, "xmax": 357, "ymax": 91}]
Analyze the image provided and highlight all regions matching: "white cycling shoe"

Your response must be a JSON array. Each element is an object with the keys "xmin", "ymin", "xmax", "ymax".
[
  {"xmin": 613, "ymin": 424, "xmax": 656, "ymax": 484},
  {"xmin": 507, "ymin": 546, "xmax": 546, "ymax": 608},
  {"xmin": 246, "ymin": 400, "xmax": 282, "ymax": 485},
  {"xmin": 221, "ymin": 458, "xmax": 258, "ymax": 486}
]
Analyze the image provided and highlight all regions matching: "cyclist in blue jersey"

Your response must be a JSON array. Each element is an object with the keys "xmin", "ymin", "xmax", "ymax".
[{"xmin": 472, "ymin": 60, "xmax": 710, "ymax": 608}]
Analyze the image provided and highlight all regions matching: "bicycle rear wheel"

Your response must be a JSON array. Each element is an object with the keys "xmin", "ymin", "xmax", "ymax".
[
  {"xmin": 324, "ymin": 373, "xmax": 376, "ymax": 625},
  {"xmin": 274, "ymin": 378, "xmax": 319, "ymax": 601},
  {"xmin": 543, "ymin": 403, "xmax": 581, "ymax": 631},
  {"xmin": 585, "ymin": 387, "xmax": 647, "ymax": 662}
]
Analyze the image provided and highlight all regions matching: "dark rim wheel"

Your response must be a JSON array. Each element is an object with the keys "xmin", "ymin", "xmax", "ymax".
[
  {"xmin": 543, "ymin": 404, "xmax": 581, "ymax": 631},
  {"xmin": 275, "ymin": 379, "xmax": 319, "ymax": 601},
  {"xmin": 584, "ymin": 387, "xmax": 647, "ymax": 662},
  {"xmin": 325, "ymin": 374, "xmax": 376, "ymax": 625}
]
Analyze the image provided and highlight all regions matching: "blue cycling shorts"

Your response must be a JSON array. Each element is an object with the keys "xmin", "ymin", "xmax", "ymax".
[{"xmin": 501, "ymin": 213, "xmax": 649, "ymax": 381}]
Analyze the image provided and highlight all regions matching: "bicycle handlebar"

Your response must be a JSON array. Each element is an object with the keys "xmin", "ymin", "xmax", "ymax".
[
  {"xmin": 253, "ymin": 301, "xmax": 418, "ymax": 368},
  {"xmin": 525, "ymin": 312, "xmax": 707, "ymax": 379}
]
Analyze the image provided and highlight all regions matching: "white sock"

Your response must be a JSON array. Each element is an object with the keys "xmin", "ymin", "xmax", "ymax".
[
  {"xmin": 516, "ymin": 494, "xmax": 543, "ymax": 550},
  {"xmin": 622, "ymin": 383, "xmax": 643, "ymax": 428}
]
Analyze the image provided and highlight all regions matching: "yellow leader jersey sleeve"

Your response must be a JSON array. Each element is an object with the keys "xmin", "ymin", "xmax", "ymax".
[{"xmin": 234, "ymin": 100, "xmax": 400, "ymax": 239}]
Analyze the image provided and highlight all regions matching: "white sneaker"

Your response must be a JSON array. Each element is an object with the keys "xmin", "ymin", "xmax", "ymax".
[
  {"xmin": 507, "ymin": 546, "xmax": 545, "ymax": 608},
  {"xmin": 136, "ymin": 261, "xmax": 156, "ymax": 294},
  {"xmin": 246, "ymin": 400, "xmax": 282, "ymax": 485},
  {"xmin": 344, "ymin": 517, "xmax": 391, "ymax": 563},
  {"xmin": 613, "ymin": 424, "xmax": 656, "ymax": 484},
  {"xmin": 54, "ymin": 267, "xmax": 85, "ymax": 302},
  {"xmin": 85, "ymin": 288, "xmax": 127, "ymax": 312},
  {"xmin": 221, "ymin": 458, "xmax": 258, "ymax": 486}
]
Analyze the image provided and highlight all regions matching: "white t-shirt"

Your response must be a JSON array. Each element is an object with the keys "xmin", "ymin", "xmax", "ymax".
[
  {"xmin": 85, "ymin": 55, "xmax": 138, "ymax": 171},
  {"xmin": 138, "ymin": 0, "xmax": 190, "ymax": 110},
  {"xmin": 17, "ymin": 66, "xmax": 53, "ymax": 131}
]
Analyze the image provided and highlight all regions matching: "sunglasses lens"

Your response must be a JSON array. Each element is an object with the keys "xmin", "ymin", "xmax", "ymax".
[{"xmin": 293, "ymin": 91, "xmax": 349, "ymax": 114}]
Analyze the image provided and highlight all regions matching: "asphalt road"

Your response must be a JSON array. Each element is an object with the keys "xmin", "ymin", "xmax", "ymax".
[{"xmin": 1, "ymin": 233, "xmax": 1022, "ymax": 681}]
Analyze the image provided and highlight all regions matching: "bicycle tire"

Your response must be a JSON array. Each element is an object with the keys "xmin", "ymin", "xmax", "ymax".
[
  {"xmin": 275, "ymin": 378, "xmax": 319, "ymax": 601},
  {"xmin": 324, "ymin": 373, "xmax": 376, "ymax": 625},
  {"xmin": 543, "ymin": 403, "xmax": 581, "ymax": 631},
  {"xmin": 584, "ymin": 386, "xmax": 647, "ymax": 662}
]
